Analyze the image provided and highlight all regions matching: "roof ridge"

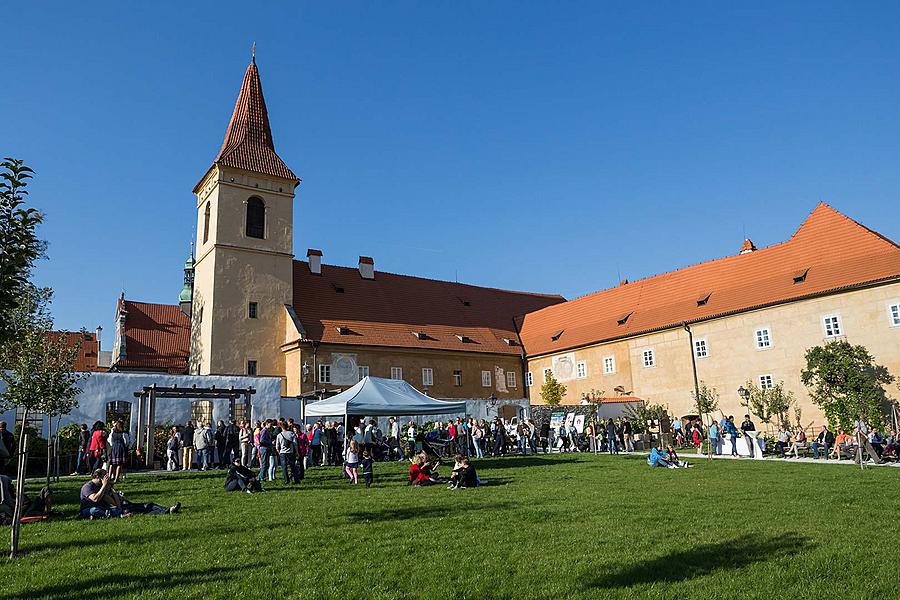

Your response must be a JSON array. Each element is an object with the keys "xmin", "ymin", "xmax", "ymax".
[
  {"xmin": 793, "ymin": 201, "xmax": 900, "ymax": 250},
  {"xmin": 293, "ymin": 259, "xmax": 565, "ymax": 300}
]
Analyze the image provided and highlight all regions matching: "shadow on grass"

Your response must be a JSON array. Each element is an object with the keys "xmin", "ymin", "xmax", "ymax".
[
  {"xmin": 477, "ymin": 455, "xmax": 581, "ymax": 469},
  {"xmin": 8, "ymin": 563, "xmax": 261, "ymax": 600},
  {"xmin": 23, "ymin": 524, "xmax": 242, "ymax": 553},
  {"xmin": 584, "ymin": 533, "xmax": 811, "ymax": 590},
  {"xmin": 345, "ymin": 502, "xmax": 515, "ymax": 523}
]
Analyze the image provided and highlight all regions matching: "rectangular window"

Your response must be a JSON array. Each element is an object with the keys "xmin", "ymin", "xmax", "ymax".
[
  {"xmin": 247, "ymin": 360, "xmax": 257, "ymax": 376},
  {"xmin": 890, "ymin": 303, "xmax": 900, "ymax": 327},
  {"xmin": 453, "ymin": 370, "xmax": 462, "ymax": 386},
  {"xmin": 422, "ymin": 368, "xmax": 434, "ymax": 386},
  {"xmin": 759, "ymin": 374, "xmax": 774, "ymax": 390},
  {"xmin": 755, "ymin": 328, "xmax": 771, "ymax": 350},
  {"xmin": 576, "ymin": 361, "xmax": 587, "ymax": 379},
  {"xmin": 603, "ymin": 356, "xmax": 615, "ymax": 374},
  {"xmin": 506, "ymin": 371, "xmax": 517, "ymax": 388},
  {"xmin": 390, "ymin": 367, "xmax": 403, "ymax": 380},
  {"xmin": 481, "ymin": 370, "xmax": 492, "ymax": 387},
  {"xmin": 694, "ymin": 338, "xmax": 708, "ymax": 359},
  {"xmin": 319, "ymin": 364, "xmax": 331, "ymax": 384},
  {"xmin": 248, "ymin": 302, "xmax": 258, "ymax": 319},
  {"xmin": 526, "ymin": 371, "xmax": 533, "ymax": 387},
  {"xmin": 642, "ymin": 349, "xmax": 655, "ymax": 368},
  {"xmin": 543, "ymin": 368, "xmax": 553, "ymax": 382},
  {"xmin": 358, "ymin": 365, "xmax": 369, "ymax": 379},
  {"xmin": 823, "ymin": 314, "xmax": 842, "ymax": 337}
]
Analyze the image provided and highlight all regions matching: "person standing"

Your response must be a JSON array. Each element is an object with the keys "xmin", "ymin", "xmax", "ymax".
[
  {"xmin": 0, "ymin": 421, "xmax": 14, "ymax": 475},
  {"xmin": 723, "ymin": 416, "xmax": 739, "ymax": 457},
  {"xmin": 471, "ymin": 421, "xmax": 484, "ymax": 459},
  {"xmin": 108, "ymin": 420, "xmax": 129, "ymax": 483},
  {"xmin": 73, "ymin": 423, "xmax": 91, "ymax": 475},
  {"xmin": 257, "ymin": 420, "xmax": 273, "ymax": 482},
  {"xmin": 275, "ymin": 425, "xmax": 300, "ymax": 485},
  {"xmin": 182, "ymin": 421, "xmax": 195, "ymax": 471},
  {"xmin": 223, "ymin": 419, "xmax": 240, "ymax": 467},
  {"xmin": 214, "ymin": 420, "xmax": 227, "ymax": 468},
  {"xmin": 622, "ymin": 418, "xmax": 634, "ymax": 453},
  {"xmin": 239, "ymin": 420, "xmax": 253, "ymax": 467},
  {"xmin": 708, "ymin": 420, "xmax": 720, "ymax": 455},
  {"xmin": 606, "ymin": 419, "xmax": 618, "ymax": 455},
  {"xmin": 740, "ymin": 414, "xmax": 757, "ymax": 458},
  {"xmin": 88, "ymin": 421, "xmax": 108, "ymax": 471},
  {"xmin": 310, "ymin": 421, "xmax": 323, "ymax": 467},
  {"xmin": 493, "ymin": 418, "xmax": 506, "ymax": 456}
]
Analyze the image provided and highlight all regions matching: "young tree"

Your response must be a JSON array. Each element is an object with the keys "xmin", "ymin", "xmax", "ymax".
[
  {"xmin": 0, "ymin": 286, "xmax": 87, "ymax": 558},
  {"xmin": 692, "ymin": 382, "xmax": 719, "ymax": 458},
  {"xmin": 540, "ymin": 373, "xmax": 567, "ymax": 407},
  {"xmin": 0, "ymin": 158, "xmax": 45, "ymax": 344},
  {"xmin": 801, "ymin": 340, "xmax": 894, "ymax": 432},
  {"xmin": 741, "ymin": 380, "xmax": 795, "ymax": 429}
]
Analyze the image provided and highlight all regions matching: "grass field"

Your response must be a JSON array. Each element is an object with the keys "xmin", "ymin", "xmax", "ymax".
[{"xmin": 1, "ymin": 453, "xmax": 898, "ymax": 599}]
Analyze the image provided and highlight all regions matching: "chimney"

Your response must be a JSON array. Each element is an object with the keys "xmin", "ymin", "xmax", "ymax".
[
  {"xmin": 95, "ymin": 325, "xmax": 103, "ymax": 356},
  {"xmin": 307, "ymin": 249, "xmax": 323, "ymax": 275},
  {"xmin": 358, "ymin": 256, "xmax": 375, "ymax": 280},
  {"xmin": 739, "ymin": 239, "xmax": 757, "ymax": 254}
]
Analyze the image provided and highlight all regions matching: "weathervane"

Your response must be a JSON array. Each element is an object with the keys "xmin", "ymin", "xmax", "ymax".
[{"xmin": 251, "ymin": 41, "xmax": 256, "ymax": 64}]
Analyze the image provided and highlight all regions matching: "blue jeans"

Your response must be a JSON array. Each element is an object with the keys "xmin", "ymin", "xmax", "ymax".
[
  {"xmin": 811, "ymin": 441, "xmax": 829, "ymax": 459},
  {"xmin": 258, "ymin": 447, "xmax": 269, "ymax": 481},
  {"xmin": 80, "ymin": 506, "xmax": 123, "ymax": 519},
  {"xmin": 710, "ymin": 437, "xmax": 720, "ymax": 455},
  {"xmin": 75, "ymin": 450, "xmax": 88, "ymax": 474}
]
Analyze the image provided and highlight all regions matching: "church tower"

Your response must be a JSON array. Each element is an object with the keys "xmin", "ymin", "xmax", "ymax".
[{"xmin": 191, "ymin": 55, "xmax": 299, "ymax": 383}]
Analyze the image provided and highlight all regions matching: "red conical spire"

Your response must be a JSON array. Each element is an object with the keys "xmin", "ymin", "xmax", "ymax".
[{"xmin": 211, "ymin": 60, "xmax": 298, "ymax": 183}]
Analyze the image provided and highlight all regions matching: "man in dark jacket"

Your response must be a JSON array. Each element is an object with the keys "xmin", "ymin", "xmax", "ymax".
[
  {"xmin": 0, "ymin": 422, "xmax": 14, "ymax": 475},
  {"xmin": 74, "ymin": 423, "xmax": 91, "ymax": 475},
  {"xmin": 224, "ymin": 458, "xmax": 262, "ymax": 493},
  {"xmin": 811, "ymin": 425, "xmax": 835, "ymax": 459},
  {"xmin": 223, "ymin": 420, "xmax": 240, "ymax": 467},
  {"xmin": 182, "ymin": 421, "xmax": 195, "ymax": 470},
  {"xmin": 740, "ymin": 415, "xmax": 757, "ymax": 457}
]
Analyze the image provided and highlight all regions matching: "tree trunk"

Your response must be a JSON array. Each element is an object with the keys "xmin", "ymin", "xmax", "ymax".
[
  {"xmin": 45, "ymin": 416, "xmax": 53, "ymax": 490},
  {"xmin": 10, "ymin": 410, "xmax": 29, "ymax": 559}
]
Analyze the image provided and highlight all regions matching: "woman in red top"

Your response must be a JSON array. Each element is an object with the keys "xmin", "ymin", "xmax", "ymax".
[
  {"xmin": 88, "ymin": 421, "xmax": 108, "ymax": 471},
  {"xmin": 408, "ymin": 453, "xmax": 438, "ymax": 486}
]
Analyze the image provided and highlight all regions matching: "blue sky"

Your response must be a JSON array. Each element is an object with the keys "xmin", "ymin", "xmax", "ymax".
[{"xmin": 5, "ymin": 2, "xmax": 900, "ymax": 346}]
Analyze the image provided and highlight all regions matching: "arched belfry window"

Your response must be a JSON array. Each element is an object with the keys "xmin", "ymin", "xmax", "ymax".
[
  {"xmin": 246, "ymin": 197, "xmax": 265, "ymax": 239},
  {"xmin": 202, "ymin": 202, "xmax": 211, "ymax": 244}
]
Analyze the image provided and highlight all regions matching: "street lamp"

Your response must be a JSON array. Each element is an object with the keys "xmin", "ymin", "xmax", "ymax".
[{"xmin": 737, "ymin": 386, "xmax": 749, "ymax": 401}]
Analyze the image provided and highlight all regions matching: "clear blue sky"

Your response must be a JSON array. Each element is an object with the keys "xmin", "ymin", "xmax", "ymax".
[{"xmin": 5, "ymin": 2, "xmax": 900, "ymax": 346}]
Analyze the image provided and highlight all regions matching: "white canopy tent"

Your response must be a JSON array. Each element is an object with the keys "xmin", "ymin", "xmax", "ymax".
[{"xmin": 304, "ymin": 376, "xmax": 467, "ymax": 419}]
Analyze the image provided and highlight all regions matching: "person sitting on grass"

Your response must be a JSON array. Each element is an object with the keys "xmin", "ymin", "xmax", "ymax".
[
  {"xmin": 80, "ymin": 469, "xmax": 180, "ymax": 519},
  {"xmin": 647, "ymin": 446, "xmax": 672, "ymax": 468},
  {"xmin": 665, "ymin": 446, "xmax": 690, "ymax": 468},
  {"xmin": 409, "ymin": 452, "xmax": 440, "ymax": 486},
  {"xmin": 224, "ymin": 458, "xmax": 263, "ymax": 493},
  {"xmin": 448, "ymin": 455, "xmax": 483, "ymax": 489}
]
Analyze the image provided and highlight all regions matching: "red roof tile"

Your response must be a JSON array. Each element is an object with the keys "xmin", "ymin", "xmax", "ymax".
[
  {"xmin": 201, "ymin": 61, "xmax": 298, "ymax": 185},
  {"xmin": 116, "ymin": 300, "xmax": 190, "ymax": 374},
  {"xmin": 291, "ymin": 262, "xmax": 565, "ymax": 355},
  {"xmin": 520, "ymin": 203, "xmax": 900, "ymax": 357},
  {"xmin": 47, "ymin": 331, "xmax": 106, "ymax": 372}
]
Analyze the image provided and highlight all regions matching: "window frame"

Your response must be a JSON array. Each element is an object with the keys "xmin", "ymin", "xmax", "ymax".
[
  {"xmin": 481, "ymin": 370, "xmax": 492, "ymax": 388},
  {"xmin": 889, "ymin": 302, "xmax": 900, "ymax": 327},
  {"xmin": 202, "ymin": 202, "xmax": 211, "ymax": 244},
  {"xmin": 525, "ymin": 371, "xmax": 533, "ymax": 387},
  {"xmin": 245, "ymin": 196, "xmax": 266, "ymax": 240},
  {"xmin": 248, "ymin": 302, "xmax": 258, "ymax": 319},
  {"xmin": 543, "ymin": 368, "xmax": 553, "ymax": 382},
  {"xmin": 318, "ymin": 363, "xmax": 331, "ymax": 384},
  {"xmin": 453, "ymin": 370, "xmax": 462, "ymax": 387},
  {"xmin": 759, "ymin": 374, "xmax": 774, "ymax": 390},
  {"xmin": 422, "ymin": 367, "xmax": 434, "ymax": 387},
  {"xmin": 694, "ymin": 338, "xmax": 709, "ymax": 359},
  {"xmin": 642, "ymin": 348, "xmax": 656, "ymax": 368},
  {"xmin": 754, "ymin": 327, "xmax": 772, "ymax": 350},
  {"xmin": 822, "ymin": 314, "xmax": 842, "ymax": 338},
  {"xmin": 575, "ymin": 360, "xmax": 587, "ymax": 379},
  {"xmin": 603, "ymin": 356, "xmax": 616, "ymax": 375},
  {"xmin": 390, "ymin": 367, "xmax": 403, "ymax": 380},
  {"xmin": 247, "ymin": 360, "xmax": 258, "ymax": 376},
  {"xmin": 506, "ymin": 371, "xmax": 517, "ymax": 388},
  {"xmin": 358, "ymin": 365, "xmax": 369, "ymax": 380}
]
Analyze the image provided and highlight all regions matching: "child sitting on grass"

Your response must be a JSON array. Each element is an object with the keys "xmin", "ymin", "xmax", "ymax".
[
  {"xmin": 344, "ymin": 440, "xmax": 360, "ymax": 484},
  {"xmin": 361, "ymin": 450, "xmax": 374, "ymax": 488}
]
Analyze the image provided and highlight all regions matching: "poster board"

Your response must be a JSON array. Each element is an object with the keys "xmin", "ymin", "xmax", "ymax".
[{"xmin": 573, "ymin": 414, "xmax": 585, "ymax": 434}]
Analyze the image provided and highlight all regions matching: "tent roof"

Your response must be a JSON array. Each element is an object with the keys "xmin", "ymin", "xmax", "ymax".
[{"xmin": 304, "ymin": 376, "xmax": 467, "ymax": 417}]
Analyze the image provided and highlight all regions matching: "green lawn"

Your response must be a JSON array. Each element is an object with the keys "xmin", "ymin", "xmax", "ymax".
[{"xmin": 2, "ymin": 454, "xmax": 897, "ymax": 599}]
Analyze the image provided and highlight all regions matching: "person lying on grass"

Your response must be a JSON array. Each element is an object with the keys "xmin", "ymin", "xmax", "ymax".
[
  {"xmin": 409, "ymin": 452, "xmax": 441, "ymax": 486},
  {"xmin": 224, "ymin": 458, "xmax": 264, "ymax": 493},
  {"xmin": 79, "ymin": 468, "xmax": 181, "ymax": 519}
]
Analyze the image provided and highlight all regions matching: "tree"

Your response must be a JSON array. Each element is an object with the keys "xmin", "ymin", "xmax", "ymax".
[
  {"xmin": 0, "ymin": 285, "xmax": 87, "ymax": 559},
  {"xmin": 540, "ymin": 373, "xmax": 567, "ymax": 407},
  {"xmin": 741, "ymin": 380, "xmax": 795, "ymax": 429},
  {"xmin": 801, "ymin": 340, "xmax": 894, "ymax": 433},
  {"xmin": 0, "ymin": 158, "xmax": 45, "ymax": 344},
  {"xmin": 692, "ymin": 382, "xmax": 719, "ymax": 458}
]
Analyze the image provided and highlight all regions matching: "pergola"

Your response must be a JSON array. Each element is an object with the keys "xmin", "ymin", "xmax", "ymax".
[{"xmin": 132, "ymin": 383, "xmax": 256, "ymax": 468}]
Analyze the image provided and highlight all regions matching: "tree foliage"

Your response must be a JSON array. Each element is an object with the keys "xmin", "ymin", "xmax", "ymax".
[
  {"xmin": 0, "ymin": 158, "xmax": 45, "ymax": 344},
  {"xmin": 624, "ymin": 402, "xmax": 669, "ymax": 434},
  {"xmin": 692, "ymin": 381, "xmax": 720, "ymax": 424},
  {"xmin": 540, "ymin": 373, "xmax": 567, "ymax": 407},
  {"xmin": 741, "ymin": 379, "xmax": 795, "ymax": 427},
  {"xmin": 801, "ymin": 340, "xmax": 894, "ymax": 432}
]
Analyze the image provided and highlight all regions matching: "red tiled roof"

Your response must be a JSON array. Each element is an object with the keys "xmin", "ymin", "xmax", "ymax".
[
  {"xmin": 116, "ymin": 300, "xmax": 190, "ymax": 374},
  {"xmin": 520, "ymin": 203, "xmax": 900, "ymax": 357},
  {"xmin": 47, "ymin": 331, "xmax": 106, "ymax": 372},
  {"xmin": 202, "ymin": 61, "xmax": 298, "ymax": 185},
  {"xmin": 291, "ymin": 262, "xmax": 565, "ymax": 355}
]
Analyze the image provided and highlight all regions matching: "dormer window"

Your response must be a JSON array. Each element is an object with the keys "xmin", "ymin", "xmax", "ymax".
[
  {"xmin": 550, "ymin": 330, "xmax": 564, "ymax": 341},
  {"xmin": 246, "ymin": 196, "xmax": 265, "ymax": 239},
  {"xmin": 617, "ymin": 312, "xmax": 633, "ymax": 326},
  {"xmin": 793, "ymin": 268, "xmax": 809, "ymax": 284},
  {"xmin": 502, "ymin": 337, "xmax": 519, "ymax": 347},
  {"xmin": 457, "ymin": 297, "xmax": 471, "ymax": 307},
  {"xmin": 456, "ymin": 334, "xmax": 475, "ymax": 344},
  {"xmin": 696, "ymin": 293, "xmax": 711, "ymax": 307},
  {"xmin": 336, "ymin": 326, "xmax": 352, "ymax": 336},
  {"xmin": 412, "ymin": 331, "xmax": 431, "ymax": 341},
  {"xmin": 331, "ymin": 283, "xmax": 345, "ymax": 293}
]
